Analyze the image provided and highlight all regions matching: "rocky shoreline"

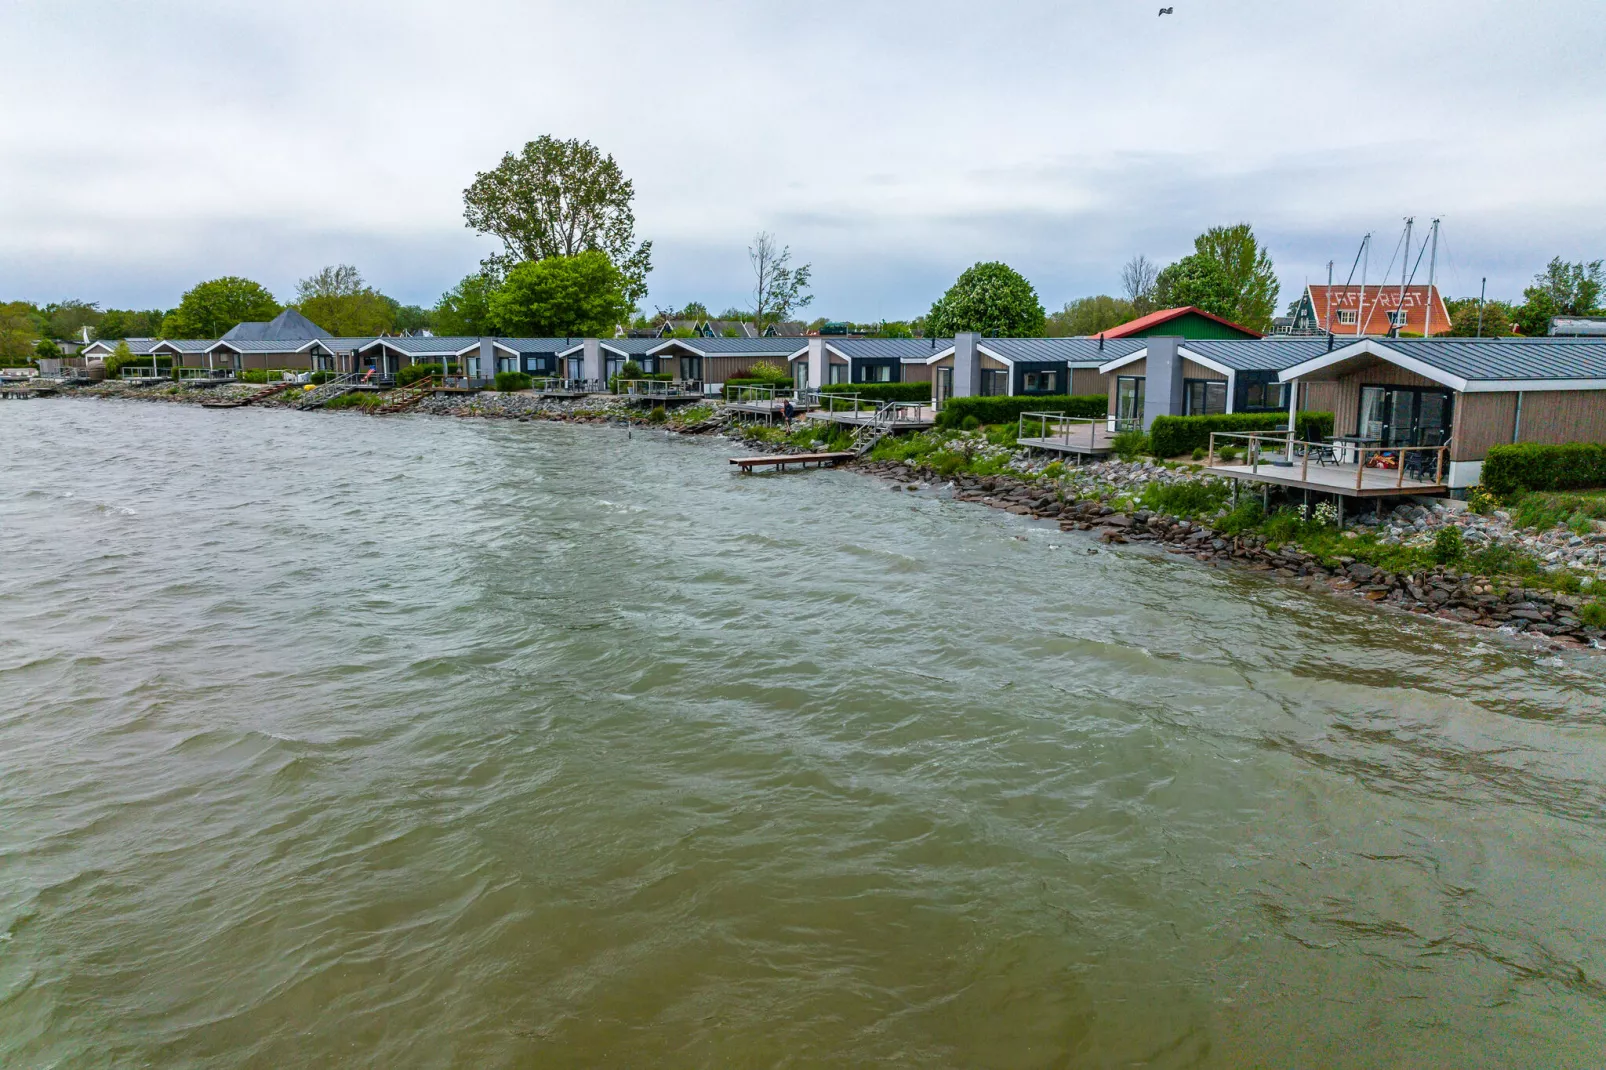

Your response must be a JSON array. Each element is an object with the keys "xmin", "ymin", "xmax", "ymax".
[{"xmin": 39, "ymin": 380, "xmax": 1605, "ymax": 653}]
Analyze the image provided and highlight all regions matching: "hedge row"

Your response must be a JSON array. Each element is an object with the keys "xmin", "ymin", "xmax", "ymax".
[
  {"xmin": 396, "ymin": 362, "xmax": 443, "ymax": 386},
  {"xmin": 725, "ymin": 376, "xmax": 791, "ymax": 388},
  {"xmin": 1149, "ymin": 412, "xmax": 1334, "ymax": 458},
  {"xmin": 495, "ymin": 371, "xmax": 533, "ymax": 392},
  {"xmin": 935, "ymin": 394, "xmax": 1107, "ymax": 429},
  {"xmin": 820, "ymin": 382, "xmax": 931, "ymax": 402},
  {"xmin": 1483, "ymin": 443, "xmax": 1606, "ymax": 496}
]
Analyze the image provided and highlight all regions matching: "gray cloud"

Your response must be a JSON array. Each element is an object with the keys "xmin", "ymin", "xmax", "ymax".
[{"xmin": 2, "ymin": 0, "xmax": 1602, "ymax": 318}]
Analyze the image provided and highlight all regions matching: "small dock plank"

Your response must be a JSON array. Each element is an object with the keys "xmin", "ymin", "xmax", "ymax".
[{"xmin": 730, "ymin": 451, "xmax": 854, "ymax": 473}]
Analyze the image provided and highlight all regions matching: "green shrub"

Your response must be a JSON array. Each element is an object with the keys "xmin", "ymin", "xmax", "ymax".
[
  {"xmin": 619, "ymin": 360, "xmax": 644, "ymax": 381},
  {"xmin": 935, "ymin": 394, "xmax": 1107, "ymax": 429},
  {"xmin": 739, "ymin": 360, "xmax": 791, "ymax": 384},
  {"xmin": 1191, "ymin": 446, "xmax": 1206, "ymax": 461},
  {"xmin": 495, "ymin": 371, "xmax": 533, "ymax": 392},
  {"xmin": 1466, "ymin": 484, "xmax": 1500, "ymax": 514},
  {"xmin": 1432, "ymin": 526, "xmax": 1465, "ymax": 564},
  {"xmin": 1482, "ymin": 443, "xmax": 1606, "ymax": 497},
  {"xmin": 1147, "ymin": 412, "xmax": 1333, "ymax": 458},
  {"xmin": 647, "ymin": 405, "xmax": 667, "ymax": 424},
  {"xmin": 1216, "ymin": 498, "xmax": 1265, "ymax": 536},
  {"xmin": 237, "ymin": 368, "xmax": 286, "ymax": 384},
  {"xmin": 396, "ymin": 362, "xmax": 443, "ymax": 387},
  {"xmin": 1111, "ymin": 430, "xmax": 1150, "ymax": 460},
  {"xmin": 1139, "ymin": 479, "xmax": 1229, "ymax": 517},
  {"xmin": 960, "ymin": 415, "xmax": 981, "ymax": 431},
  {"xmin": 1217, "ymin": 445, "xmax": 1241, "ymax": 462},
  {"xmin": 309, "ymin": 370, "xmax": 335, "ymax": 385},
  {"xmin": 324, "ymin": 391, "xmax": 385, "ymax": 411},
  {"xmin": 1041, "ymin": 461, "xmax": 1065, "ymax": 480},
  {"xmin": 1580, "ymin": 602, "xmax": 1606, "ymax": 629},
  {"xmin": 819, "ymin": 382, "xmax": 931, "ymax": 402}
]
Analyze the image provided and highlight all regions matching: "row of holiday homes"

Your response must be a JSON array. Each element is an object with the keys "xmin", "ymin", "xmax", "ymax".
[{"xmin": 82, "ymin": 302, "xmax": 1606, "ymax": 492}]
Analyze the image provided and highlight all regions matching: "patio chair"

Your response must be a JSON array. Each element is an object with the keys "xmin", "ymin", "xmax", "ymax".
[
  {"xmin": 1298, "ymin": 435, "xmax": 1337, "ymax": 467},
  {"xmin": 1403, "ymin": 450, "xmax": 1437, "ymax": 482}
]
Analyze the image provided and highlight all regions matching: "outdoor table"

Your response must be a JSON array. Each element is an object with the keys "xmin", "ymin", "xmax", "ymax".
[{"xmin": 1330, "ymin": 434, "xmax": 1381, "ymax": 464}]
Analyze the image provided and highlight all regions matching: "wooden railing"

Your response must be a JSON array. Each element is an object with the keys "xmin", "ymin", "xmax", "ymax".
[
  {"xmin": 1018, "ymin": 412, "xmax": 1105, "ymax": 449},
  {"xmin": 1207, "ymin": 431, "xmax": 1448, "ymax": 490}
]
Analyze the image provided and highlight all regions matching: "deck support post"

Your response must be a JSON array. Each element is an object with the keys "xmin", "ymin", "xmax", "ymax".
[{"xmin": 1337, "ymin": 495, "xmax": 1344, "ymax": 530}]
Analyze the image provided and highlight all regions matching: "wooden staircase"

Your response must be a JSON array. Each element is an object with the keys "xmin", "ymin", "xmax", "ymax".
[{"xmin": 374, "ymin": 376, "xmax": 437, "ymax": 414}]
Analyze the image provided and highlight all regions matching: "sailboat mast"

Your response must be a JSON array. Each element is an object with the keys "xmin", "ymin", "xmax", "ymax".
[
  {"xmin": 1395, "ymin": 217, "xmax": 1414, "ymax": 337},
  {"xmin": 1421, "ymin": 219, "xmax": 1440, "ymax": 337},
  {"xmin": 1357, "ymin": 234, "xmax": 1371, "ymax": 335}
]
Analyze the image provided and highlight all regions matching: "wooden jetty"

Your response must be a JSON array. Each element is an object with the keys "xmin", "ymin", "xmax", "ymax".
[{"xmin": 730, "ymin": 451, "xmax": 854, "ymax": 473}]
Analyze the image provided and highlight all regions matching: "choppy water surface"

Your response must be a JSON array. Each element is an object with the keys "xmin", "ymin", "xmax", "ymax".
[{"xmin": 2, "ymin": 400, "xmax": 1605, "ymax": 1067}]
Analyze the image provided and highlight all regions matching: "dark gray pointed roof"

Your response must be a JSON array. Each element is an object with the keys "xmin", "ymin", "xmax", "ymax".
[{"xmin": 222, "ymin": 308, "xmax": 333, "ymax": 341}]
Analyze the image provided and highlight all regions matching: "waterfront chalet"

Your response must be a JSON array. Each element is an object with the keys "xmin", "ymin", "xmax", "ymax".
[
  {"xmin": 1275, "ymin": 337, "xmax": 1606, "ymax": 489},
  {"xmin": 1288, "ymin": 284, "xmax": 1451, "ymax": 337},
  {"xmin": 787, "ymin": 338, "xmax": 950, "ymax": 389},
  {"xmin": 641, "ymin": 337, "xmax": 807, "ymax": 389},
  {"xmin": 1098, "ymin": 338, "xmax": 1342, "ymax": 428},
  {"xmin": 921, "ymin": 336, "xmax": 1146, "ymax": 406}
]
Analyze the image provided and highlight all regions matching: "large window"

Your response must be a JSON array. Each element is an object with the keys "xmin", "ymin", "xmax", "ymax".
[
  {"xmin": 858, "ymin": 363, "xmax": 894, "ymax": 383},
  {"xmin": 680, "ymin": 356, "xmax": 702, "ymax": 382},
  {"xmin": 1242, "ymin": 379, "xmax": 1288, "ymax": 411},
  {"xmin": 828, "ymin": 363, "xmax": 848, "ymax": 384},
  {"xmin": 1021, "ymin": 370, "xmax": 1059, "ymax": 394},
  {"xmin": 1185, "ymin": 379, "xmax": 1227, "ymax": 415},
  {"xmin": 1358, "ymin": 385, "xmax": 1454, "ymax": 447},
  {"xmin": 1116, "ymin": 375, "xmax": 1145, "ymax": 428},
  {"xmin": 980, "ymin": 369, "xmax": 1008, "ymax": 396}
]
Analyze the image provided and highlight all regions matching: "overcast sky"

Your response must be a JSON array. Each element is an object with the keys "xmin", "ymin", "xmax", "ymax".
[{"xmin": 2, "ymin": 0, "xmax": 1603, "ymax": 320}]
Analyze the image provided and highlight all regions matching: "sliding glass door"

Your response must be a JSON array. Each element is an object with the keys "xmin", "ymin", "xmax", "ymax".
[
  {"xmin": 1357, "ymin": 385, "xmax": 1454, "ymax": 446},
  {"xmin": 1116, "ymin": 376, "xmax": 1145, "ymax": 429}
]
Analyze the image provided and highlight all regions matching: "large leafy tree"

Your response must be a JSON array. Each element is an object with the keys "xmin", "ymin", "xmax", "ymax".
[
  {"xmin": 96, "ymin": 309, "xmax": 166, "ymax": 339},
  {"xmin": 1185, "ymin": 223, "xmax": 1279, "ymax": 330},
  {"xmin": 293, "ymin": 264, "xmax": 395, "ymax": 336},
  {"xmin": 1514, "ymin": 257, "xmax": 1603, "ymax": 334},
  {"xmin": 1444, "ymin": 297, "xmax": 1515, "ymax": 337},
  {"xmin": 1152, "ymin": 255, "xmax": 1237, "ymax": 320},
  {"xmin": 433, "ymin": 273, "xmax": 499, "ymax": 335},
  {"xmin": 462, "ymin": 136, "xmax": 653, "ymax": 307},
  {"xmin": 0, "ymin": 301, "xmax": 42, "ymax": 364},
  {"xmin": 43, "ymin": 300, "xmax": 102, "ymax": 342},
  {"xmin": 487, "ymin": 251, "xmax": 633, "ymax": 337},
  {"xmin": 748, "ymin": 231, "xmax": 813, "ymax": 334},
  {"xmin": 161, "ymin": 276, "xmax": 280, "ymax": 337},
  {"xmin": 1045, "ymin": 295, "xmax": 1136, "ymax": 336},
  {"xmin": 926, "ymin": 261, "xmax": 1045, "ymax": 336}
]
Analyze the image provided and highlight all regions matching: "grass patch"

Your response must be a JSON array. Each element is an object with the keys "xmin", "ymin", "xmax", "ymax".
[
  {"xmin": 1138, "ymin": 479, "xmax": 1230, "ymax": 518},
  {"xmin": 1506, "ymin": 490, "xmax": 1606, "ymax": 533},
  {"xmin": 324, "ymin": 391, "xmax": 386, "ymax": 411}
]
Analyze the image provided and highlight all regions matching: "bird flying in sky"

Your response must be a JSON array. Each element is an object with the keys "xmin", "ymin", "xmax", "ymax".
[{"xmin": 1159, "ymin": 6, "xmax": 1174, "ymax": 14}]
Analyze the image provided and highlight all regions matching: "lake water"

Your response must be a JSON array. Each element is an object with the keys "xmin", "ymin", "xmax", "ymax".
[{"xmin": 3, "ymin": 399, "xmax": 1605, "ymax": 1067}]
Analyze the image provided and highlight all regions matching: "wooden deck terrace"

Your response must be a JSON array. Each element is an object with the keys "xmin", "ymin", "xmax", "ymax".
[
  {"xmin": 805, "ymin": 406, "xmax": 935, "ymax": 431},
  {"xmin": 1018, "ymin": 427, "xmax": 1119, "ymax": 457},
  {"xmin": 1202, "ymin": 458, "xmax": 1449, "ymax": 498}
]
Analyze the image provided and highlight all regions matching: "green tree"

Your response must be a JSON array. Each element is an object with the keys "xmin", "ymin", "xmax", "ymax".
[
  {"xmin": 96, "ymin": 309, "xmax": 166, "ymax": 339},
  {"xmin": 291, "ymin": 265, "xmax": 394, "ymax": 336},
  {"xmin": 1153, "ymin": 254, "xmax": 1238, "ymax": 320},
  {"xmin": 433, "ymin": 273, "xmax": 499, "ymax": 335},
  {"xmin": 1185, "ymin": 223, "xmax": 1279, "ymax": 330},
  {"xmin": 1443, "ymin": 297, "xmax": 1514, "ymax": 337},
  {"xmin": 0, "ymin": 301, "xmax": 41, "ymax": 364},
  {"xmin": 388, "ymin": 301, "xmax": 434, "ymax": 334},
  {"xmin": 462, "ymin": 135, "xmax": 653, "ymax": 306},
  {"xmin": 35, "ymin": 338, "xmax": 63, "ymax": 360},
  {"xmin": 162, "ymin": 276, "xmax": 280, "ymax": 337},
  {"xmin": 876, "ymin": 320, "xmax": 914, "ymax": 338},
  {"xmin": 748, "ymin": 231, "xmax": 813, "ymax": 334},
  {"xmin": 487, "ymin": 251, "xmax": 633, "ymax": 337},
  {"xmin": 1045, "ymin": 295, "xmax": 1137, "ymax": 336},
  {"xmin": 1515, "ymin": 257, "xmax": 1603, "ymax": 334},
  {"xmin": 926, "ymin": 262, "xmax": 1045, "ymax": 337},
  {"xmin": 44, "ymin": 300, "xmax": 102, "ymax": 342}
]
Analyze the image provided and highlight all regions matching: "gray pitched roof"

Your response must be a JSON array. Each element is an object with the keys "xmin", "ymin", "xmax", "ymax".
[
  {"xmin": 150, "ymin": 339, "xmax": 217, "ymax": 353},
  {"xmin": 979, "ymin": 337, "xmax": 1146, "ymax": 365},
  {"xmin": 826, "ymin": 338, "xmax": 954, "ymax": 361},
  {"xmin": 1383, "ymin": 338, "xmax": 1606, "ymax": 382},
  {"xmin": 649, "ymin": 337, "xmax": 808, "ymax": 356},
  {"xmin": 1182, "ymin": 338, "xmax": 1340, "ymax": 372},
  {"xmin": 222, "ymin": 308, "xmax": 332, "ymax": 341},
  {"xmin": 357, "ymin": 336, "xmax": 482, "ymax": 355},
  {"xmin": 211, "ymin": 338, "xmax": 334, "ymax": 353}
]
